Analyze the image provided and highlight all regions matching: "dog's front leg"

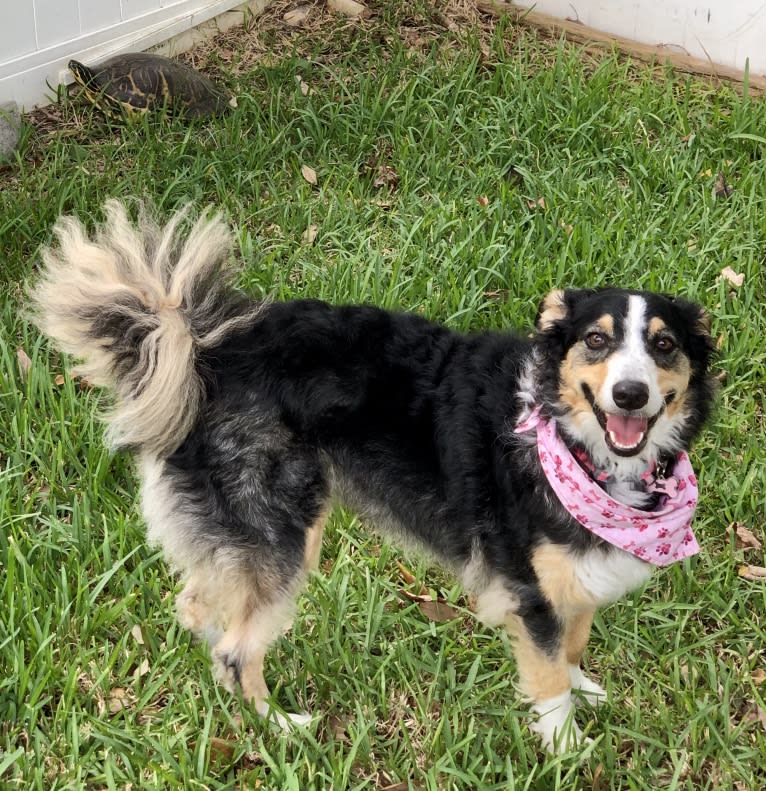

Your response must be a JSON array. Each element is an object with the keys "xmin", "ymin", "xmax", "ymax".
[
  {"xmin": 565, "ymin": 609, "xmax": 607, "ymax": 707},
  {"xmin": 505, "ymin": 612, "xmax": 584, "ymax": 752}
]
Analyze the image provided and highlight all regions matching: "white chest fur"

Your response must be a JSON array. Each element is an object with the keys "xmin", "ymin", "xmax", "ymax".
[{"xmin": 573, "ymin": 547, "xmax": 654, "ymax": 605}]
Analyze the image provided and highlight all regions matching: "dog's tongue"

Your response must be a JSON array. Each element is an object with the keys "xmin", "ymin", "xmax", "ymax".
[{"xmin": 606, "ymin": 414, "xmax": 648, "ymax": 448}]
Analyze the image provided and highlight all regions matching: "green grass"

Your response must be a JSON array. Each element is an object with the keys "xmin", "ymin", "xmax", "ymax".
[{"xmin": 2, "ymin": 2, "xmax": 766, "ymax": 788}]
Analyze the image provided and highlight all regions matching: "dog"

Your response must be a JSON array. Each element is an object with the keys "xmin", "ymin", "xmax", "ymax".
[{"xmin": 30, "ymin": 201, "xmax": 715, "ymax": 751}]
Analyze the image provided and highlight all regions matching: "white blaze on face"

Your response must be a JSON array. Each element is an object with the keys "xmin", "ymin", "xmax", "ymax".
[{"xmin": 599, "ymin": 296, "xmax": 665, "ymax": 445}]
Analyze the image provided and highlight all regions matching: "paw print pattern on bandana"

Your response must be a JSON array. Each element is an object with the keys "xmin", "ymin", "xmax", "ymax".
[{"xmin": 514, "ymin": 408, "xmax": 701, "ymax": 567}]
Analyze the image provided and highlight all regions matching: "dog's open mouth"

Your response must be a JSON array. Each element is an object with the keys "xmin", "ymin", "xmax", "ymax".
[
  {"xmin": 604, "ymin": 413, "xmax": 648, "ymax": 454},
  {"xmin": 582, "ymin": 385, "xmax": 665, "ymax": 456}
]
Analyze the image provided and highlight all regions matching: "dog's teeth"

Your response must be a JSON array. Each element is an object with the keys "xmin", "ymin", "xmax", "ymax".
[{"xmin": 608, "ymin": 431, "xmax": 644, "ymax": 450}]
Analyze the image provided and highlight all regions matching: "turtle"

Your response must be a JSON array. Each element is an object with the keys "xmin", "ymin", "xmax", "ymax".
[{"xmin": 68, "ymin": 53, "xmax": 234, "ymax": 119}]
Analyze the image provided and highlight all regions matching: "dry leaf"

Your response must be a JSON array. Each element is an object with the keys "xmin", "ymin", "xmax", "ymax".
[
  {"xmin": 476, "ymin": 195, "xmax": 489, "ymax": 208},
  {"xmin": 743, "ymin": 704, "xmax": 766, "ymax": 730},
  {"xmin": 380, "ymin": 784, "xmax": 410, "ymax": 791},
  {"xmin": 560, "ymin": 220, "xmax": 574, "ymax": 234},
  {"xmin": 399, "ymin": 589, "xmax": 431, "ymax": 604},
  {"xmin": 131, "ymin": 624, "xmax": 145, "ymax": 645},
  {"xmin": 396, "ymin": 561, "xmax": 418, "ymax": 587},
  {"xmin": 418, "ymin": 599, "xmax": 460, "ymax": 622},
  {"xmin": 738, "ymin": 564, "xmax": 766, "ymax": 581},
  {"xmin": 301, "ymin": 224, "xmax": 318, "ymax": 245},
  {"xmin": 108, "ymin": 687, "xmax": 132, "ymax": 714},
  {"xmin": 54, "ymin": 373, "xmax": 66, "ymax": 386},
  {"xmin": 526, "ymin": 196, "xmax": 545, "ymax": 209},
  {"xmin": 16, "ymin": 348, "xmax": 32, "ymax": 378},
  {"xmin": 727, "ymin": 522, "xmax": 762, "ymax": 551},
  {"xmin": 295, "ymin": 74, "xmax": 310, "ymax": 96},
  {"xmin": 327, "ymin": 0, "xmax": 367, "ymax": 18},
  {"xmin": 717, "ymin": 266, "xmax": 744, "ymax": 288},
  {"xmin": 134, "ymin": 658, "xmax": 150, "ymax": 679},
  {"xmin": 284, "ymin": 5, "xmax": 312, "ymax": 26},
  {"xmin": 713, "ymin": 171, "xmax": 734, "ymax": 198},
  {"xmin": 301, "ymin": 164, "xmax": 318, "ymax": 186},
  {"xmin": 327, "ymin": 713, "xmax": 352, "ymax": 742},
  {"xmin": 208, "ymin": 736, "xmax": 236, "ymax": 762},
  {"xmin": 373, "ymin": 164, "xmax": 399, "ymax": 190},
  {"xmin": 751, "ymin": 668, "xmax": 766, "ymax": 685}
]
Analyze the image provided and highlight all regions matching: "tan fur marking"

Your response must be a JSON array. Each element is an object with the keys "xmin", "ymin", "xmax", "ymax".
[
  {"xmin": 505, "ymin": 614, "xmax": 571, "ymax": 701},
  {"xmin": 537, "ymin": 290, "xmax": 567, "ymax": 331},
  {"xmin": 303, "ymin": 510, "xmax": 329, "ymax": 572},
  {"xmin": 648, "ymin": 317, "xmax": 667, "ymax": 336},
  {"xmin": 657, "ymin": 355, "xmax": 692, "ymax": 417},
  {"xmin": 564, "ymin": 609, "xmax": 596, "ymax": 665},
  {"xmin": 558, "ymin": 347, "xmax": 610, "ymax": 430},
  {"xmin": 531, "ymin": 542, "xmax": 596, "ymax": 615},
  {"xmin": 239, "ymin": 647, "xmax": 269, "ymax": 706},
  {"xmin": 595, "ymin": 314, "xmax": 614, "ymax": 335}
]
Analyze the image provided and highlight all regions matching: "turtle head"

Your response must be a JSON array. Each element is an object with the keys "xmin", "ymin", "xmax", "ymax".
[{"xmin": 68, "ymin": 60, "xmax": 96, "ymax": 89}]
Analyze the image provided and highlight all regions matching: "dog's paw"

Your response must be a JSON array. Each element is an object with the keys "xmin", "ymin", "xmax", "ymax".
[
  {"xmin": 531, "ymin": 691, "xmax": 590, "ymax": 753},
  {"xmin": 255, "ymin": 701, "xmax": 313, "ymax": 730},
  {"xmin": 568, "ymin": 664, "xmax": 607, "ymax": 708}
]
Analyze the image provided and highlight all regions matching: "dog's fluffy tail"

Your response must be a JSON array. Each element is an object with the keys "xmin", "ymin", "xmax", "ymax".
[{"xmin": 30, "ymin": 200, "xmax": 256, "ymax": 457}]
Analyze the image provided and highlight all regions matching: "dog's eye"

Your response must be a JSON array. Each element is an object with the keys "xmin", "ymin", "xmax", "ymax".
[
  {"xmin": 654, "ymin": 337, "xmax": 676, "ymax": 353},
  {"xmin": 584, "ymin": 332, "xmax": 607, "ymax": 349}
]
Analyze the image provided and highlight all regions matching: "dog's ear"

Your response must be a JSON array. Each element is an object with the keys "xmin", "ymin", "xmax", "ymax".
[{"xmin": 535, "ymin": 289, "xmax": 567, "ymax": 331}]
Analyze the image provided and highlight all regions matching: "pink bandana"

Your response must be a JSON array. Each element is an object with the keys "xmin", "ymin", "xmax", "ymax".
[{"xmin": 515, "ymin": 408, "xmax": 700, "ymax": 566}]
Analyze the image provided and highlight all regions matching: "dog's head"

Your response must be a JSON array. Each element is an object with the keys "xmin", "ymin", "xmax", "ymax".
[{"xmin": 534, "ymin": 288, "xmax": 715, "ymax": 472}]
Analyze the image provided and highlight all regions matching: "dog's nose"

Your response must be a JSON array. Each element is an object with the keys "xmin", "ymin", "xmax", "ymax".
[{"xmin": 612, "ymin": 380, "xmax": 649, "ymax": 410}]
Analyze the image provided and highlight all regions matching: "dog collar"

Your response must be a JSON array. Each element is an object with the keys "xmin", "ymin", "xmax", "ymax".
[{"xmin": 514, "ymin": 408, "xmax": 700, "ymax": 566}]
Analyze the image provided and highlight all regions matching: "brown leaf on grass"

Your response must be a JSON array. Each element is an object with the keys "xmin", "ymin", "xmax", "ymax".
[
  {"xmin": 327, "ymin": 713, "xmax": 352, "ymax": 742},
  {"xmin": 295, "ymin": 74, "xmax": 311, "ymax": 96},
  {"xmin": 738, "ymin": 564, "xmax": 766, "ymax": 581},
  {"xmin": 717, "ymin": 266, "xmax": 744, "ymax": 288},
  {"xmin": 327, "ymin": 0, "xmax": 367, "ymax": 18},
  {"xmin": 301, "ymin": 224, "xmax": 318, "ymax": 245},
  {"xmin": 208, "ymin": 736, "xmax": 236, "ymax": 763},
  {"xmin": 418, "ymin": 599, "xmax": 460, "ymax": 622},
  {"xmin": 16, "ymin": 348, "xmax": 32, "ymax": 379},
  {"xmin": 399, "ymin": 588, "xmax": 431, "ymax": 604},
  {"xmin": 284, "ymin": 5, "xmax": 312, "ymax": 26},
  {"xmin": 592, "ymin": 762, "xmax": 605, "ymax": 791},
  {"xmin": 526, "ymin": 196, "xmax": 545, "ymax": 210},
  {"xmin": 108, "ymin": 687, "xmax": 133, "ymax": 714},
  {"xmin": 301, "ymin": 164, "xmax": 318, "ymax": 186},
  {"xmin": 131, "ymin": 624, "xmax": 145, "ymax": 645},
  {"xmin": 54, "ymin": 374, "xmax": 66, "ymax": 386},
  {"xmin": 373, "ymin": 164, "xmax": 399, "ymax": 190},
  {"xmin": 396, "ymin": 561, "xmax": 418, "ymax": 587},
  {"xmin": 713, "ymin": 171, "xmax": 734, "ymax": 198},
  {"xmin": 742, "ymin": 704, "xmax": 766, "ymax": 730},
  {"xmin": 751, "ymin": 668, "xmax": 766, "ymax": 685},
  {"xmin": 476, "ymin": 195, "xmax": 489, "ymax": 208},
  {"xmin": 727, "ymin": 522, "xmax": 763, "ymax": 551}
]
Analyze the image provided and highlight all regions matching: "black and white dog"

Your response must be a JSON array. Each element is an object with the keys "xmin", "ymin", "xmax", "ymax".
[{"xmin": 31, "ymin": 202, "xmax": 715, "ymax": 750}]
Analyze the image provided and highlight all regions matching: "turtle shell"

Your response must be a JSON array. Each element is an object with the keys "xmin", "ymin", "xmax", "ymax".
[{"xmin": 68, "ymin": 53, "xmax": 231, "ymax": 118}]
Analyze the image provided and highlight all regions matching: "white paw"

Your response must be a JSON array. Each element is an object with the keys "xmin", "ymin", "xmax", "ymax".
[
  {"xmin": 531, "ymin": 691, "xmax": 589, "ymax": 753},
  {"xmin": 257, "ymin": 703, "xmax": 313, "ymax": 730},
  {"xmin": 568, "ymin": 664, "xmax": 607, "ymax": 708}
]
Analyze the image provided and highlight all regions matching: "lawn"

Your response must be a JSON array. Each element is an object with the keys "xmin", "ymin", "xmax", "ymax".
[{"xmin": 1, "ymin": 0, "xmax": 765, "ymax": 788}]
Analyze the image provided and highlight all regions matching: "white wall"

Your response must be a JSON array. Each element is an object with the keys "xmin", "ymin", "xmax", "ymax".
[
  {"xmin": 514, "ymin": 0, "xmax": 766, "ymax": 76},
  {"xmin": 0, "ymin": 0, "xmax": 249, "ymax": 109}
]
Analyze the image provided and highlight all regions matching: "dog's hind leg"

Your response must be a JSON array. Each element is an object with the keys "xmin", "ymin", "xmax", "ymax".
[{"xmin": 208, "ymin": 509, "xmax": 329, "ymax": 728}]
